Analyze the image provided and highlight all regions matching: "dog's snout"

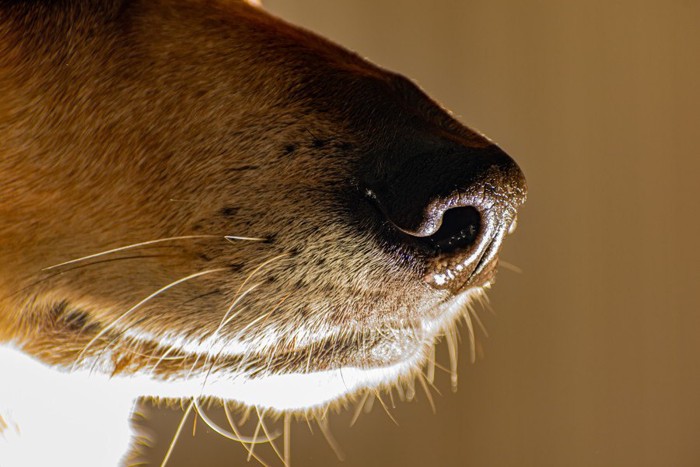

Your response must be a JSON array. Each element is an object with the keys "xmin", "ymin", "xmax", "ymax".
[{"xmin": 364, "ymin": 142, "xmax": 527, "ymax": 292}]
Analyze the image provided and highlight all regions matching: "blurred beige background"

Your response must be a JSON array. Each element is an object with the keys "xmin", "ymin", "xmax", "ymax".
[{"xmin": 141, "ymin": 1, "xmax": 700, "ymax": 466}]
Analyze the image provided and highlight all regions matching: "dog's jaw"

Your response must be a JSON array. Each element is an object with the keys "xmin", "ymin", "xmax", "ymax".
[
  {"xmin": 20, "ymin": 288, "xmax": 483, "ymax": 412},
  {"xmin": 0, "ymin": 288, "xmax": 483, "ymax": 467},
  {"xmin": 0, "ymin": 293, "xmax": 455, "ymax": 467}
]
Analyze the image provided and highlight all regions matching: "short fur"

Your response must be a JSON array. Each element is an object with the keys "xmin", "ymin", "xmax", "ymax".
[{"xmin": 0, "ymin": 1, "xmax": 526, "ymax": 465}]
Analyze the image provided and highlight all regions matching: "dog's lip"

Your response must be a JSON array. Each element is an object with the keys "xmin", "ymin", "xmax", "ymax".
[
  {"xmin": 99, "ymin": 320, "xmax": 425, "ymax": 379},
  {"xmin": 85, "ymin": 290, "xmax": 483, "ymax": 379},
  {"xmin": 102, "ymin": 306, "xmax": 470, "ymax": 380},
  {"xmin": 64, "ymin": 290, "xmax": 485, "ymax": 413},
  {"xmin": 146, "ymin": 292, "xmax": 478, "ymax": 377}
]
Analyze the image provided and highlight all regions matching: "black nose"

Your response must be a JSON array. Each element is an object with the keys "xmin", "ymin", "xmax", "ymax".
[{"xmin": 363, "ymin": 141, "xmax": 527, "ymax": 291}]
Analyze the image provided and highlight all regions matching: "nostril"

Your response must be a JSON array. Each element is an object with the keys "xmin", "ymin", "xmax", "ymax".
[
  {"xmin": 360, "ymin": 140, "xmax": 526, "ymax": 291},
  {"xmin": 424, "ymin": 206, "xmax": 481, "ymax": 254}
]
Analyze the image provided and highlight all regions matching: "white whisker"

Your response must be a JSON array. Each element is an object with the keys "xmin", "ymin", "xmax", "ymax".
[
  {"xmin": 350, "ymin": 391, "xmax": 369, "ymax": 427},
  {"xmin": 43, "ymin": 235, "xmax": 222, "ymax": 270},
  {"xmin": 186, "ymin": 282, "xmax": 261, "ymax": 383},
  {"xmin": 223, "ymin": 404, "xmax": 271, "ymax": 467},
  {"xmin": 363, "ymin": 391, "xmax": 375, "ymax": 414},
  {"xmin": 193, "ymin": 398, "xmax": 279, "ymax": 444},
  {"xmin": 160, "ymin": 398, "xmax": 194, "ymax": 467},
  {"xmin": 462, "ymin": 305, "xmax": 476, "ymax": 364},
  {"xmin": 426, "ymin": 344, "xmax": 436, "ymax": 384},
  {"xmin": 256, "ymin": 407, "xmax": 284, "ymax": 464},
  {"xmin": 150, "ymin": 345, "xmax": 178, "ymax": 376},
  {"xmin": 445, "ymin": 327, "xmax": 459, "ymax": 392},
  {"xmin": 72, "ymin": 268, "xmax": 226, "ymax": 371},
  {"xmin": 375, "ymin": 391, "xmax": 398, "ymax": 425},
  {"xmin": 499, "ymin": 259, "xmax": 522, "ymax": 274},
  {"xmin": 405, "ymin": 376, "xmax": 416, "ymax": 401},
  {"xmin": 316, "ymin": 415, "xmax": 345, "ymax": 461},
  {"xmin": 469, "ymin": 304, "xmax": 489, "ymax": 337},
  {"xmin": 225, "ymin": 235, "xmax": 267, "ymax": 243},
  {"xmin": 417, "ymin": 372, "xmax": 436, "ymax": 414},
  {"xmin": 284, "ymin": 412, "xmax": 292, "ymax": 467},
  {"xmin": 193, "ymin": 253, "xmax": 287, "ymax": 382},
  {"xmin": 247, "ymin": 413, "xmax": 264, "ymax": 462}
]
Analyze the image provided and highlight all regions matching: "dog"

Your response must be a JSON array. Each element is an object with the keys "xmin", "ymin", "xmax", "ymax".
[{"xmin": 0, "ymin": 1, "xmax": 526, "ymax": 465}]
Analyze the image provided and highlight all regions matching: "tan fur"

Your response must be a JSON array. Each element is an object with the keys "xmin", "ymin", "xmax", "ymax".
[{"xmin": 0, "ymin": 0, "xmax": 524, "ymax": 412}]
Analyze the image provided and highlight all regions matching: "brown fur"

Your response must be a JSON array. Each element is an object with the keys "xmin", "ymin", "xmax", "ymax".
[{"xmin": 0, "ymin": 0, "xmax": 524, "ymax": 391}]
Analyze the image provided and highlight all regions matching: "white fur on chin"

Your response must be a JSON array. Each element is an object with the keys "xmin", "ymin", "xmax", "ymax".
[
  {"xmin": 0, "ymin": 346, "xmax": 138, "ymax": 467},
  {"xmin": 0, "ymin": 287, "xmax": 480, "ymax": 466},
  {"xmin": 0, "ymin": 341, "xmax": 423, "ymax": 466}
]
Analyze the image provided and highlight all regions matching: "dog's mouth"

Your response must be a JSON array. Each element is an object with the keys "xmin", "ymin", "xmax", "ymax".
[
  {"xmin": 37, "ymin": 203, "xmax": 507, "ymax": 413},
  {"xmin": 56, "ymin": 284, "xmax": 484, "ymax": 412},
  {"xmin": 35, "ymin": 202, "xmax": 508, "ymax": 413}
]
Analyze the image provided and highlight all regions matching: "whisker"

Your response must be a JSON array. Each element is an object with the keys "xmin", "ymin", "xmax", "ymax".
[
  {"xmin": 72, "ymin": 268, "xmax": 227, "ymax": 371},
  {"xmin": 53, "ymin": 254, "xmax": 180, "ymax": 280},
  {"xmin": 189, "ymin": 282, "xmax": 262, "ymax": 384},
  {"xmin": 192, "ymin": 407, "xmax": 198, "ymax": 436},
  {"xmin": 231, "ymin": 254, "xmax": 289, "ymax": 304},
  {"xmin": 338, "ymin": 368, "xmax": 349, "ymax": 393},
  {"xmin": 43, "ymin": 235, "xmax": 224, "ymax": 270},
  {"xmin": 395, "ymin": 382, "xmax": 406, "ymax": 402},
  {"xmin": 417, "ymin": 373, "xmax": 436, "ymax": 414},
  {"xmin": 194, "ymin": 253, "xmax": 287, "ymax": 382},
  {"xmin": 476, "ymin": 291, "xmax": 496, "ymax": 316},
  {"xmin": 363, "ymin": 391, "xmax": 375, "ymax": 414},
  {"xmin": 426, "ymin": 344, "xmax": 436, "ymax": 384},
  {"xmin": 160, "ymin": 398, "xmax": 194, "ymax": 467},
  {"xmin": 421, "ymin": 369, "xmax": 443, "ymax": 396},
  {"xmin": 499, "ymin": 259, "xmax": 522, "ymax": 274},
  {"xmin": 239, "ymin": 406, "xmax": 253, "ymax": 426},
  {"xmin": 375, "ymin": 391, "xmax": 398, "ymax": 425},
  {"xmin": 223, "ymin": 404, "xmax": 271, "ymax": 467},
  {"xmin": 130, "ymin": 346, "xmax": 184, "ymax": 362},
  {"xmin": 445, "ymin": 327, "xmax": 459, "ymax": 392},
  {"xmin": 203, "ymin": 308, "xmax": 273, "ymax": 391},
  {"xmin": 405, "ymin": 376, "xmax": 416, "ymax": 401},
  {"xmin": 304, "ymin": 413, "xmax": 314, "ymax": 434},
  {"xmin": 221, "ymin": 293, "xmax": 267, "ymax": 330},
  {"xmin": 141, "ymin": 353, "xmax": 185, "ymax": 362},
  {"xmin": 305, "ymin": 344, "xmax": 314, "ymax": 374},
  {"xmin": 256, "ymin": 407, "xmax": 284, "ymax": 465},
  {"xmin": 469, "ymin": 305, "xmax": 489, "ymax": 338},
  {"xmin": 88, "ymin": 317, "xmax": 149, "ymax": 374},
  {"xmin": 6, "ymin": 255, "xmax": 174, "ymax": 301},
  {"xmin": 432, "ymin": 359, "xmax": 451, "ymax": 375},
  {"xmin": 284, "ymin": 412, "xmax": 292, "ymax": 467},
  {"xmin": 462, "ymin": 306, "xmax": 476, "ymax": 364},
  {"xmin": 316, "ymin": 415, "xmax": 345, "ymax": 461},
  {"xmin": 150, "ymin": 345, "xmax": 178, "ymax": 376},
  {"xmin": 225, "ymin": 235, "xmax": 267, "ymax": 243},
  {"xmin": 350, "ymin": 391, "xmax": 369, "ymax": 427},
  {"xmin": 193, "ymin": 399, "xmax": 279, "ymax": 444},
  {"xmin": 247, "ymin": 413, "xmax": 264, "ymax": 462}
]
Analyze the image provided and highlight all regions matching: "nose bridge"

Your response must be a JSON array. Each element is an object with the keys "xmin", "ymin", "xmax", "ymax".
[{"xmin": 365, "ymin": 140, "xmax": 527, "ymax": 237}]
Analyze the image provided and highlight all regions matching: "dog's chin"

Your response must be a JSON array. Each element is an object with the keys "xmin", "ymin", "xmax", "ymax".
[{"xmin": 103, "ymin": 286, "xmax": 486, "ymax": 412}]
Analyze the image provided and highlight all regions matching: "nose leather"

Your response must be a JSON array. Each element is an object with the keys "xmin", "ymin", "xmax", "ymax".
[
  {"xmin": 362, "ymin": 138, "xmax": 527, "ymax": 292},
  {"xmin": 366, "ymin": 143, "xmax": 526, "ymax": 237}
]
